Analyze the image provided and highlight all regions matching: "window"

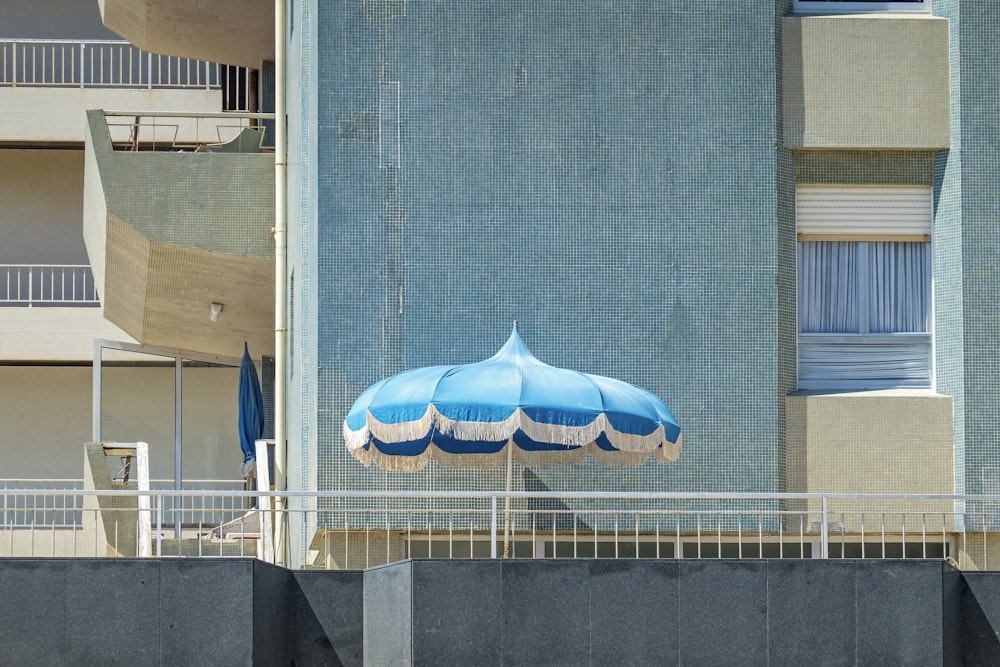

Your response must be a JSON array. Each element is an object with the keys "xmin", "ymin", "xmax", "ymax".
[
  {"xmin": 794, "ymin": 1, "xmax": 929, "ymax": 14},
  {"xmin": 796, "ymin": 186, "xmax": 932, "ymax": 389}
]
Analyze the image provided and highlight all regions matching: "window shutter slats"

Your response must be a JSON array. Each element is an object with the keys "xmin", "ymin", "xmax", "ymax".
[{"xmin": 796, "ymin": 186, "xmax": 932, "ymax": 237}]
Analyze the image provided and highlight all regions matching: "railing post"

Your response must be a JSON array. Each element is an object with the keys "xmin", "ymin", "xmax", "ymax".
[
  {"xmin": 156, "ymin": 494, "xmax": 163, "ymax": 557},
  {"xmin": 11, "ymin": 41, "xmax": 16, "ymax": 88},
  {"xmin": 79, "ymin": 42, "xmax": 85, "ymax": 88},
  {"xmin": 27, "ymin": 268, "xmax": 32, "ymax": 308},
  {"xmin": 490, "ymin": 496, "xmax": 497, "ymax": 559},
  {"xmin": 821, "ymin": 496, "xmax": 830, "ymax": 559}
]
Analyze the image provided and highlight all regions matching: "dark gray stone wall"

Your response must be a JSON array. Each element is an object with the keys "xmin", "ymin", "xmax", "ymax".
[
  {"xmin": 292, "ymin": 570, "xmax": 364, "ymax": 667},
  {"xmin": 363, "ymin": 559, "xmax": 964, "ymax": 666},
  {"xmin": 4, "ymin": 557, "xmax": 1000, "ymax": 666},
  {"xmin": 0, "ymin": 558, "xmax": 364, "ymax": 667}
]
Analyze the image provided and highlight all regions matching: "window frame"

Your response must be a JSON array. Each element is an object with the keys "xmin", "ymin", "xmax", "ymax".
[
  {"xmin": 797, "ymin": 240, "xmax": 934, "ymax": 391},
  {"xmin": 793, "ymin": 1, "xmax": 930, "ymax": 14},
  {"xmin": 795, "ymin": 185, "xmax": 934, "ymax": 390}
]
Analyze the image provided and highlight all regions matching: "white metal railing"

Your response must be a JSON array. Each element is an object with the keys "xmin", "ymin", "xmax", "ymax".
[
  {"xmin": 3, "ymin": 489, "xmax": 1000, "ymax": 570},
  {"xmin": 100, "ymin": 110, "xmax": 274, "ymax": 152},
  {"xmin": 0, "ymin": 479, "xmax": 245, "ymax": 529},
  {"xmin": 0, "ymin": 265, "xmax": 100, "ymax": 307},
  {"xmin": 0, "ymin": 39, "xmax": 255, "ymax": 112}
]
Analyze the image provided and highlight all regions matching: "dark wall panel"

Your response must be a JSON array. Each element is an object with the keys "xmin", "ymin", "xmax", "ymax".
[{"xmin": 292, "ymin": 570, "xmax": 364, "ymax": 667}]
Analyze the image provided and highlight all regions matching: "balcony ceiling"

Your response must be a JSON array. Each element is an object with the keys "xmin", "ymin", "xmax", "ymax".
[{"xmin": 99, "ymin": 0, "xmax": 274, "ymax": 68}]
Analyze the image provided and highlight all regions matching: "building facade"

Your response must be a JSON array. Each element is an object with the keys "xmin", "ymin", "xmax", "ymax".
[
  {"xmin": 4, "ymin": 0, "xmax": 1000, "ymax": 569},
  {"xmin": 1, "ymin": 0, "xmax": 252, "ymax": 485}
]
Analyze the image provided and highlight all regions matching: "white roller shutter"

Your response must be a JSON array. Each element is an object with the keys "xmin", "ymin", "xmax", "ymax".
[{"xmin": 796, "ymin": 185, "xmax": 932, "ymax": 238}]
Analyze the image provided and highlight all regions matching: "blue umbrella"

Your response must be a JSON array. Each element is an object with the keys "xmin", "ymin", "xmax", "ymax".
[
  {"xmin": 238, "ymin": 342, "xmax": 265, "ymax": 474},
  {"xmin": 343, "ymin": 323, "xmax": 682, "ymax": 471}
]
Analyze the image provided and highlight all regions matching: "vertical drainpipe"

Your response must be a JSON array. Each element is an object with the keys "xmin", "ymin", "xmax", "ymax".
[{"xmin": 274, "ymin": 0, "xmax": 289, "ymax": 567}]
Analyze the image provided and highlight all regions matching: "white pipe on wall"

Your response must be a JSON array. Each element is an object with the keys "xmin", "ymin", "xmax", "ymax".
[{"xmin": 273, "ymin": 0, "xmax": 289, "ymax": 567}]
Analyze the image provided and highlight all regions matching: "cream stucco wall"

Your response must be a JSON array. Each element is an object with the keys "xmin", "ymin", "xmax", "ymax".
[
  {"xmin": 0, "ymin": 365, "xmax": 243, "ymax": 481},
  {"xmin": 783, "ymin": 16, "xmax": 950, "ymax": 149},
  {"xmin": 0, "ymin": 150, "xmax": 88, "ymax": 265},
  {"xmin": 786, "ymin": 390, "xmax": 955, "ymax": 529}
]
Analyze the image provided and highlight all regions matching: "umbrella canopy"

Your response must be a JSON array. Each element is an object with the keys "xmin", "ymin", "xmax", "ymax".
[
  {"xmin": 344, "ymin": 324, "xmax": 681, "ymax": 471},
  {"xmin": 238, "ymin": 342, "xmax": 265, "ymax": 466}
]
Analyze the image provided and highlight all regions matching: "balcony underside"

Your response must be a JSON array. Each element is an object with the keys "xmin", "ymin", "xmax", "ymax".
[
  {"xmin": 99, "ymin": 0, "xmax": 274, "ymax": 68},
  {"xmin": 84, "ymin": 110, "xmax": 275, "ymax": 358}
]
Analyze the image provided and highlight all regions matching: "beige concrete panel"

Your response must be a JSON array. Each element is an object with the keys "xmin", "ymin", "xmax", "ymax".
[
  {"xmin": 83, "ymin": 111, "xmax": 111, "ymax": 294},
  {"xmin": 785, "ymin": 390, "xmax": 954, "ymax": 527},
  {"xmin": 141, "ymin": 243, "xmax": 275, "ymax": 358},
  {"xmin": 0, "ymin": 88, "xmax": 223, "ymax": 144},
  {"xmin": 101, "ymin": 0, "xmax": 273, "ymax": 68},
  {"xmin": 956, "ymin": 533, "xmax": 1000, "ymax": 572},
  {"xmin": 0, "ymin": 365, "xmax": 242, "ymax": 482},
  {"xmin": 181, "ymin": 366, "xmax": 244, "ymax": 478},
  {"xmin": 0, "ymin": 308, "xmax": 135, "ymax": 361},
  {"xmin": 309, "ymin": 530, "xmax": 407, "ymax": 570},
  {"xmin": 85, "ymin": 108, "xmax": 275, "ymax": 357},
  {"xmin": 0, "ymin": 529, "xmax": 94, "ymax": 558},
  {"xmin": 104, "ymin": 212, "xmax": 151, "ymax": 339},
  {"xmin": 85, "ymin": 112, "xmax": 274, "ymax": 356},
  {"xmin": 0, "ymin": 150, "xmax": 86, "ymax": 264},
  {"xmin": 0, "ymin": 367, "xmax": 93, "ymax": 479},
  {"xmin": 101, "ymin": 364, "xmax": 242, "ymax": 481},
  {"xmin": 783, "ymin": 16, "xmax": 950, "ymax": 149}
]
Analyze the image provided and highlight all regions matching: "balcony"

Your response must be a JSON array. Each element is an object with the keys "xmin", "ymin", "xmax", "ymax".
[
  {"xmin": 0, "ymin": 265, "xmax": 135, "ymax": 360},
  {"xmin": 0, "ymin": 39, "xmax": 254, "ymax": 144},
  {"xmin": 84, "ymin": 109, "xmax": 275, "ymax": 358}
]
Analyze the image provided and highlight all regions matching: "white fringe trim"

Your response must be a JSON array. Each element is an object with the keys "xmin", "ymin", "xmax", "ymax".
[{"xmin": 342, "ymin": 407, "xmax": 683, "ymax": 471}]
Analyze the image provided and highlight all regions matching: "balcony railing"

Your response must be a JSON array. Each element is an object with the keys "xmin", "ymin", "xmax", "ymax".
[
  {"xmin": 0, "ymin": 39, "xmax": 256, "ymax": 112},
  {"xmin": 0, "ymin": 479, "xmax": 247, "ymax": 529},
  {"xmin": 1, "ymin": 488, "xmax": 998, "ymax": 570},
  {"xmin": 99, "ymin": 110, "xmax": 274, "ymax": 152},
  {"xmin": 0, "ymin": 265, "xmax": 100, "ymax": 307}
]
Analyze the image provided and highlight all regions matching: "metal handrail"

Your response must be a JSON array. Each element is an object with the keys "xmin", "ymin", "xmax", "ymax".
[
  {"xmin": 99, "ymin": 110, "xmax": 276, "ymax": 152},
  {"xmin": 0, "ymin": 489, "xmax": 995, "ymax": 500},
  {"xmin": 1, "ymin": 39, "xmax": 257, "ymax": 112},
  {"xmin": 0, "ymin": 264, "xmax": 99, "ymax": 307},
  {"xmin": 0, "ymin": 489, "xmax": 993, "ymax": 567}
]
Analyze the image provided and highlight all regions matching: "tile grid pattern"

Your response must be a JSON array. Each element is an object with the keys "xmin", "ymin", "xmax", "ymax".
[
  {"xmin": 957, "ymin": 1, "xmax": 1000, "ymax": 526},
  {"xmin": 309, "ymin": 0, "xmax": 784, "ymax": 526}
]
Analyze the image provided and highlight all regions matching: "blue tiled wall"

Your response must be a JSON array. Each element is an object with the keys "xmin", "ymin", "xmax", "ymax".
[
  {"xmin": 307, "ymin": 0, "xmax": 785, "ymax": 499},
  {"xmin": 931, "ymin": 0, "xmax": 966, "ymax": 509},
  {"xmin": 956, "ymin": 2, "xmax": 1000, "ymax": 518}
]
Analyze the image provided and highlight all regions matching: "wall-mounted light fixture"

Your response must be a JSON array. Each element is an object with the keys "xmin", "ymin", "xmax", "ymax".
[{"xmin": 210, "ymin": 302, "xmax": 224, "ymax": 322}]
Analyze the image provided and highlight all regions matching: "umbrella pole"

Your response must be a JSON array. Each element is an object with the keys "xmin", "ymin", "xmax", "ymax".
[{"xmin": 503, "ymin": 442, "xmax": 513, "ymax": 558}]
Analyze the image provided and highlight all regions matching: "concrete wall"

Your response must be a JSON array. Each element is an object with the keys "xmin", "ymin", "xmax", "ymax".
[
  {"xmin": 783, "ymin": 16, "xmax": 951, "ymax": 149},
  {"xmin": 364, "ymin": 558, "xmax": 963, "ymax": 666},
  {"xmin": 12, "ymin": 557, "xmax": 1000, "ymax": 666},
  {"xmin": 3, "ymin": 0, "xmax": 119, "ymax": 39},
  {"xmin": 0, "ymin": 89, "xmax": 224, "ymax": 144},
  {"xmin": 83, "ymin": 110, "xmax": 276, "ymax": 359},
  {"xmin": 0, "ymin": 150, "xmax": 88, "ymax": 265},
  {"xmin": 786, "ymin": 390, "xmax": 955, "ymax": 524},
  {"xmin": 0, "ymin": 308, "xmax": 134, "ymax": 361},
  {"xmin": 0, "ymin": 559, "xmax": 361, "ymax": 667},
  {"xmin": 0, "ymin": 365, "xmax": 241, "ymax": 481}
]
